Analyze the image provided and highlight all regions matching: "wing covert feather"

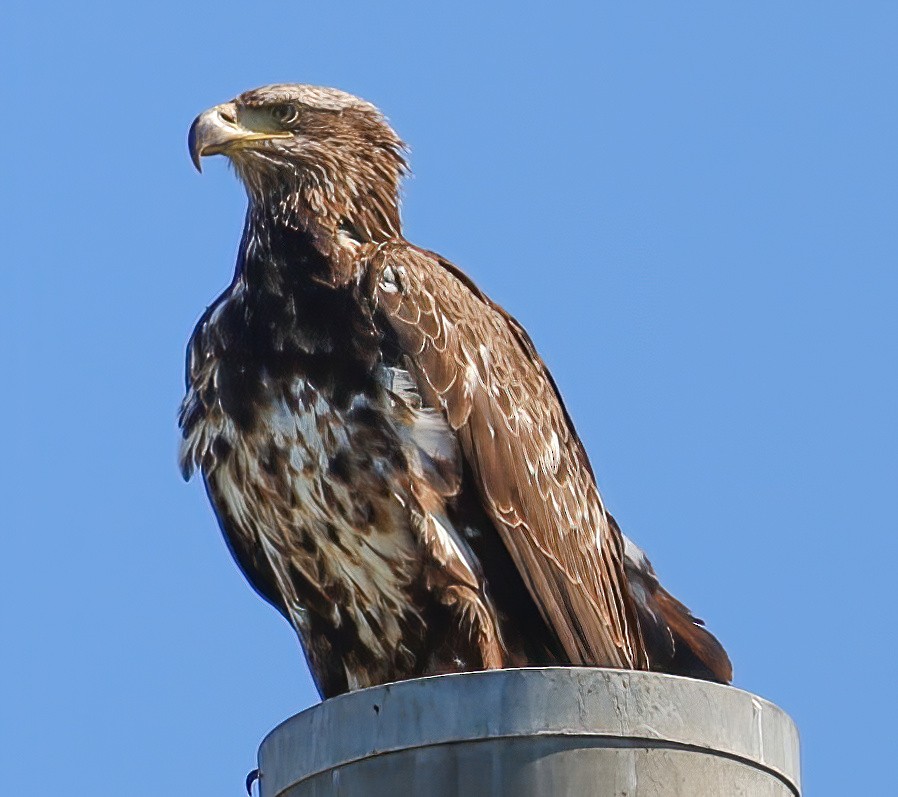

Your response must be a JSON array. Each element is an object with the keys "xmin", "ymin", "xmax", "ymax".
[{"xmin": 371, "ymin": 244, "xmax": 647, "ymax": 668}]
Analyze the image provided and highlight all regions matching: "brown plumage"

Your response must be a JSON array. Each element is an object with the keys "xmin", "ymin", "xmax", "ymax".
[{"xmin": 181, "ymin": 84, "xmax": 731, "ymax": 698}]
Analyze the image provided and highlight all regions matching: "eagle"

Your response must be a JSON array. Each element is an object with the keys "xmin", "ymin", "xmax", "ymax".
[{"xmin": 181, "ymin": 84, "xmax": 731, "ymax": 699}]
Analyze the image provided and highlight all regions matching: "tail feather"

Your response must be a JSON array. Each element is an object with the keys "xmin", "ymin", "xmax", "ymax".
[
  {"xmin": 653, "ymin": 586, "xmax": 733, "ymax": 684},
  {"xmin": 620, "ymin": 529, "xmax": 732, "ymax": 684}
]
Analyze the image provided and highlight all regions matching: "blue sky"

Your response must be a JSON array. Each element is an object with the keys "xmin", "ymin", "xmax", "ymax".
[{"xmin": 4, "ymin": 2, "xmax": 895, "ymax": 794}]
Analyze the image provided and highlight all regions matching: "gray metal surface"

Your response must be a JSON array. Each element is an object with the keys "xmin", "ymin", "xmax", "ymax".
[{"xmin": 258, "ymin": 668, "xmax": 801, "ymax": 796}]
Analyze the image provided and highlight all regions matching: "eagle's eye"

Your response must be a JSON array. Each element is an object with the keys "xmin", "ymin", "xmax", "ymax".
[{"xmin": 271, "ymin": 104, "xmax": 300, "ymax": 127}]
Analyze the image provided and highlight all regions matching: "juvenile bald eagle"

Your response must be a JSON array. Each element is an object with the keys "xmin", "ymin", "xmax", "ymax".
[{"xmin": 182, "ymin": 84, "xmax": 731, "ymax": 698}]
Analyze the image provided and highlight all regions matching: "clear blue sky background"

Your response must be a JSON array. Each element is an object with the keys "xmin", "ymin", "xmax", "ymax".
[{"xmin": 4, "ymin": 2, "xmax": 895, "ymax": 794}]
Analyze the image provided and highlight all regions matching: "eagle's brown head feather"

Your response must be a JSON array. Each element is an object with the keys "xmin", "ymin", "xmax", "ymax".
[{"xmin": 189, "ymin": 84, "xmax": 408, "ymax": 260}]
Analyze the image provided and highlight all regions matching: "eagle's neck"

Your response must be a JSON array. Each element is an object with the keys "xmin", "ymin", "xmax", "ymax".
[
  {"xmin": 234, "ymin": 202, "xmax": 381, "ymax": 382},
  {"xmin": 239, "ymin": 175, "xmax": 400, "ymax": 287},
  {"xmin": 239, "ymin": 202, "xmax": 341, "ymax": 290}
]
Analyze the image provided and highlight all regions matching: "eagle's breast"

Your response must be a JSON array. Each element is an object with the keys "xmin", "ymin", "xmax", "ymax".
[
  {"xmin": 223, "ymin": 376, "xmax": 424, "ymax": 668},
  {"xmin": 180, "ymin": 290, "xmax": 439, "ymax": 691}
]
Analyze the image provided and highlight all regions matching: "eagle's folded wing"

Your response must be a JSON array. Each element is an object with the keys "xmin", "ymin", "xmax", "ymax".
[{"xmin": 371, "ymin": 244, "xmax": 647, "ymax": 669}]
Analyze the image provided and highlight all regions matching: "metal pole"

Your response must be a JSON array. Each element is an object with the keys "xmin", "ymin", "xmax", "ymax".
[{"xmin": 258, "ymin": 668, "xmax": 800, "ymax": 796}]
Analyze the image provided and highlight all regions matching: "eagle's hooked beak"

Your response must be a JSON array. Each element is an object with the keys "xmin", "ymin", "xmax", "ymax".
[{"xmin": 188, "ymin": 102, "xmax": 289, "ymax": 173}]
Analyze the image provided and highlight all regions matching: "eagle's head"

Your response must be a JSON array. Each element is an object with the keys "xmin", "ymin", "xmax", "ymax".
[{"xmin": 189, "ymin": 84, "xmax": 408, "ymax": 247}]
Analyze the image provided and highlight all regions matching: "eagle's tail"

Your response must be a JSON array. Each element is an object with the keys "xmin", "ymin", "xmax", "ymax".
[
  {"xmin": 651, "ymin": 584, "xmax": 733, "ymax": 684},
  {"xmin": 620, "ymin": 530, "xmax": 732, "ymax": 684}
]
